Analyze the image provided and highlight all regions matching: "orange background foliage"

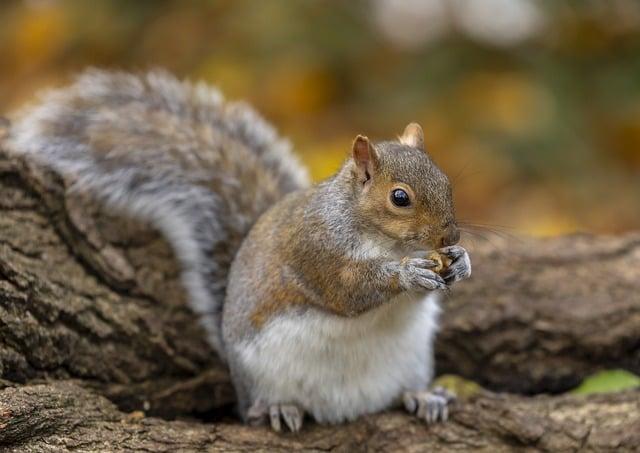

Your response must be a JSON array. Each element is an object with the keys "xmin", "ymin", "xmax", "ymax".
[{"xmin": 1, "ymin": 0, "xmax": 639, "ymax": 237}]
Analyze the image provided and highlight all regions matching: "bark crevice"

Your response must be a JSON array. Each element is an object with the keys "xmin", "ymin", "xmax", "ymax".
[{"xmin": 1, "ymin": 143, "xmax": 639, "ymax": 451}]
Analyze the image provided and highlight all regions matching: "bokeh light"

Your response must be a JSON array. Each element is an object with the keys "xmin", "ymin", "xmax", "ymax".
[{"xmin": 1, "ymin": 0, "xmax": 639, "ymax": 236}]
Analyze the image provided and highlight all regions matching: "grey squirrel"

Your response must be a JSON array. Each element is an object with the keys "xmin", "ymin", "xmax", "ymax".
[{"xmin": 7, "ymin": 69, "xmax": 471, "ymax": 432}]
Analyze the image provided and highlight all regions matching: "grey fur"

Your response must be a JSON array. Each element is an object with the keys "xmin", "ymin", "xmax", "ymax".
[
  {"xmin": 403, "ymin": 386, "xmax": 456, "ymax": 424},
  {"xmin": 7, "ymin": 69, "xmax": 310, "ymax": 358},
  {"xmin": 222, "ymin": 138, "xmax": 469, "ymax": 422},
  {"xmin": 440, "ymin": 246, "xmax": 472, "ymax": 284},
  {"xmin": 7, "ymin": 71, "xmax": 472, "ymax": 430}
]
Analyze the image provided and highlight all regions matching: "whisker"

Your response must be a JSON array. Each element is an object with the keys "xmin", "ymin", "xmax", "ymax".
[
  {"xmin": 457, "ymin": 230, "xmax": 479, "ymax": 249},
  {"xmin": 449, "ymin": 162, "xmax": 487, "ymax": 189},
  {"xmin": 463, "ymin": 225, "xmax": 511, "ymax": 238},
  {"xmin": 450, "ymin": 162, "xmax": 472, "ymax": 185},
  {"xmin": 459, "ymin": 228, "xmax": 492, "ymax": 242},
  {"xmin": 458, "ymin": 227, "xmax": 501, "ymax": 248},
  {"xmin": 457, "ymin": 222, "xmax": 520, "ymax": 242},
  {"xmin": 457, "ymin": 220, "xmax": 515, "ymax": 231}
]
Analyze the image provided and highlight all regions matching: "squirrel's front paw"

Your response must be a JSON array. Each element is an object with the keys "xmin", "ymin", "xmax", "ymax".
[
  {"xmin": 398, "ymin": 257, "xmax": 448, "ymax": 292},
  {"xmin": 403, "ymin": 387, "xmax": 456, "ymax": 424},
  {"xmin": 438, "ymin": 245, "xmax": 472, "ymax": 285},
  {"xmin": 247, "ymin": 400, "xmax": 304, "ymax": 433}
]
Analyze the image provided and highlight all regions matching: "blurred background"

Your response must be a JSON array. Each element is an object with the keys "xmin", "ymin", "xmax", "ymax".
[{"xmin": 1, "ymin": 0, "xmax": 639, "ymax": 236}]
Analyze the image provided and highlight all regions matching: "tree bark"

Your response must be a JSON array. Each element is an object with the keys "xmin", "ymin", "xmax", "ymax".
[
  {"xmin": 437, "ymin": 232, "xmax": 640, "ymax": 394},
  {"xmin": 1, "ymin": 381, "xmax": 638, "ymax": 452},
  {"xmin": 0, "ymin": 145, "xmax": 234, "ymax": 418},
  {"xmin": 1, "ymin": 135, "xmax": 640, "ymax": 450}
]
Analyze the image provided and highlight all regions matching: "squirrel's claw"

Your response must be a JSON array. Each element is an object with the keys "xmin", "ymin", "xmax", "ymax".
[
  {"xmin": 280, "ymin": 404, "xmax": 304, "ymax": 433},
  {"xmin": 403, "ymin": 388, "xmax": 456, "ymax": 424},
  {"xmin": 271, "ymin": 403, "xmax": 303, "ymax": 433},
  {"xmin": 247, "ymin": 400, "xmax": 304, "ymax": 433},
  {"xmin": 399, "ymin": 258, "xmax": 449, "ymax": 292},
  {"xmin": 431, "ymin": 385, "xmax": 457, "ymax": 404},
  {"xmin": 439, "ymin": 245, "xmax": 472, "ymax": 285}
]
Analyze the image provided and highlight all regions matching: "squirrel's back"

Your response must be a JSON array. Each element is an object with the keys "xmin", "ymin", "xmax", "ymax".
[{"xmin": 7, "ymin": 69, "xmax": 310, "ymax": 357}]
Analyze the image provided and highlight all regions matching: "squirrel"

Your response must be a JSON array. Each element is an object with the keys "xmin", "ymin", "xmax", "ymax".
[{"xmin": 7, "ymin": 69, "xmax": 471, "ymax": 433}]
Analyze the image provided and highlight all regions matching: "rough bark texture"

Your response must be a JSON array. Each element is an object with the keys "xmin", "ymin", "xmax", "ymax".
[
  {"xmin": 1, "ymin": 134, "xmax": 640, "ymax": 451},
  {"xmin": 0, "ymin": 144, "xmax": 233, "ymax": 418},
  {"xmin": 1, "ymin": 381, "xmax": 638, "ymax": 452},
  {"xmin": 437, "ymin": 232, "xmax": 640, "ymax": 394}
]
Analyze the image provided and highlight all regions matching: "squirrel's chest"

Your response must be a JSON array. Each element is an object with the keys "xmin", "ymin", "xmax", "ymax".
[{"xmin": 236, "ymin": 292, "xmax": 440, "ymax": 424}]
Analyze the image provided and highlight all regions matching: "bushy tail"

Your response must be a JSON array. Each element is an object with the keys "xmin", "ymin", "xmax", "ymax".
[{"xmin": 7, "ymin": 69, "xmax": 310, "ymax": 359}]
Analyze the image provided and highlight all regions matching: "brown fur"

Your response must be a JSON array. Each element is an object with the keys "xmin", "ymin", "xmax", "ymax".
[{"xmin": 233, "ymin": 124, "xmax": 459, "ymax": 330}]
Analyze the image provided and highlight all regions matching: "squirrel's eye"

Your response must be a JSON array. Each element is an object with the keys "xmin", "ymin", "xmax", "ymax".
[{"xmin": 391, "ymin": 189, "xmax": 411, "ymax": 207}]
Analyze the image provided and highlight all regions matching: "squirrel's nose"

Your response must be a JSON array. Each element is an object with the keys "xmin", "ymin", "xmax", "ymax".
[{"xmin": 440, "ymin": 225, "xmax": 460, "ymax": 247}]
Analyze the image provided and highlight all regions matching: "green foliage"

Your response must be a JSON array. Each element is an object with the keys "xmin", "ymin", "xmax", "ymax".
[
  {"xmin": 572, "ymin": 370, "xmax": 640, "ymax": 395},
  {"xmin": 433, "ymin": 374, "xmax": 483, "ymax": 400}
]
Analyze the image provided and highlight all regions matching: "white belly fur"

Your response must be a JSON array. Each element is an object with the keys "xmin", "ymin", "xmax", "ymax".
[{"xmin": 236, "ymin": 292, "xmax": 440, "ymax": 424}]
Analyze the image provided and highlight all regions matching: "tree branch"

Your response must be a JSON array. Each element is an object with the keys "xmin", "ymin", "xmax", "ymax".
[
  {"xmin": 438, "ymin": 233, "xmax": 640, "ymax": 393},
  {"xmin": 1, "ymin": 381, "xmax": 638, "ymax": 452},
  {"xmin": 1, "ymin": 139, "xmax": 639, "ymax": 450}
]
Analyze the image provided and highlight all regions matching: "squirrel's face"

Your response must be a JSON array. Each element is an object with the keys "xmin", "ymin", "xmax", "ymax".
[{"xmin": 350, "ymin": 123, "xmax": 459, "ymax": 251}]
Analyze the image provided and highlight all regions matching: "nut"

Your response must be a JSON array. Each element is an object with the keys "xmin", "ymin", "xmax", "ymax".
[{"xmin": 427, "ymin": 251, "xmax": 452, "ymax": 274}]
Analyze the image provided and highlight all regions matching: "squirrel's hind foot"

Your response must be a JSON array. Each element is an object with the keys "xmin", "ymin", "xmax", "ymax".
[
  {"xmin": 247, "ymin": 400, "xmax": 304, "ymax": 433},
  {"xmin": 403, "ymin": 387, "xmax": 456, "ymax": 424}
]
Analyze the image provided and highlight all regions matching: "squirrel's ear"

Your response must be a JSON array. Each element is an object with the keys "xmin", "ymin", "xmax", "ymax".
[
  {"xmin": 352, "ymin": 135, "xmax": 378, "ymax": 182},
  {"xmin": 399, "ymin": 122, "xmax": 424, "ymax": 150}
]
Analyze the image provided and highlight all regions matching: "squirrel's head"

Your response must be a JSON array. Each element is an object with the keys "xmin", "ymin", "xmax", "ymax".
[{"xmin": 348, "ymin": 123, "xmax": 459, "ymax": 251}]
